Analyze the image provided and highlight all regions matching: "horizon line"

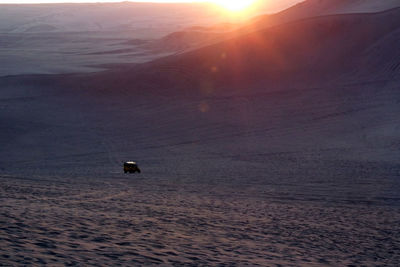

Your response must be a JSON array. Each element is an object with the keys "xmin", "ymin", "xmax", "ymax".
[{"xmin": 0, "ymin": 0, "xmax": 208, "ymax": 4}]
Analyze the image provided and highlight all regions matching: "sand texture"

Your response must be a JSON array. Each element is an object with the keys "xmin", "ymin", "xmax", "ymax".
[
  {"xmin": 1, "ymin": 1, "xmax": 400, "ymax": 265},
  {"xmin": 2, "ymin": 173, "xmax": 400, "ymax": 266}
]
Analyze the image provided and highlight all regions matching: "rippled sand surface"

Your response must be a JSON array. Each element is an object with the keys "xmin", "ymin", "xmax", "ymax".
[{"xmin": 2, "ymin": 172, "xmax": 400, "ymax": 266}]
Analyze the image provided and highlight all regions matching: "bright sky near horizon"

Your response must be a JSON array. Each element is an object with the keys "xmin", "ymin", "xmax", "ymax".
[
  {"xmin": 0, "ymin": 0, "xmax": 263, "ymax": 12},
  {"xmin": 1, "ymin": 0, "xmax": 208, "ymax": 3}
]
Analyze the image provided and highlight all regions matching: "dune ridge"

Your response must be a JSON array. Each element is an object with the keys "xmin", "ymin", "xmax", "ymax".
[
  {"xmin": 84, "ymin": 8, "xmax": 400, "ymax": 96},
  {"xmin": 1, "ymin": 1, "xmax": 400, "ymax": 266}
]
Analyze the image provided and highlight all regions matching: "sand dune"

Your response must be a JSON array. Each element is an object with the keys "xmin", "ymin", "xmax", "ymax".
[
  {"xmin": 0, "ymin": 1, "xmax": 303, "ymax": 35},
  {"xmin": 2, "ymin": 174, "xmax": 399, "ymax": 265},
  {"xmin": 1, "ymin": 5, "xmax": 399, "ymax": 201},
  {"xmin": 92, "ymin": 8, "xmax": 400, "ymax": 97},
  {"xmin": 148, "ymin": 0, "xmax": 400, "ymax": 55},
  {"xmin": 0, "ymin": 2, "xmax": 222, "ymax": 34},
  {"xmin": 250, "ymin": 0, "xmax": 400, "ymax": 31},
  {"xmin": 1, "ymin": 2, "xmax": 400, "ymax": 266},
  {"xmin": 1, "ymin": 7, "xmax": 399, "ymax": 200},
  {"xmin": 0, "ymin": 2, "xmax": 231, "ymax": 76},
  {"xmin": 3, "ymin": 0, "xmax": 398, "ymax": 77}
]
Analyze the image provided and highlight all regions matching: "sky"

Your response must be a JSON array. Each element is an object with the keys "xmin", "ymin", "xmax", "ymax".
[{"xmin": 1, "ymin": 0, "xmax": 207, "ymax": 3}]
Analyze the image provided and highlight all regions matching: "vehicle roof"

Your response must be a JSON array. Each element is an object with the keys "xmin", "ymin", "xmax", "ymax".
[{"xmin": 125, "ymin": 161, "xmax": 137, "ymax": 164}]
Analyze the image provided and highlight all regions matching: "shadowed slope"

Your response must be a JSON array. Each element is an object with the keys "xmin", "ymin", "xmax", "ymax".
[
  {"xmin": 248, "ymin": 0, "xmax": 400, "ymax": 32},
  {"xmin": 93, "ymin": 8, "xmax": 400, "ymax": 98},
  {"xmin": 1, "ymin": 8, "xmax": 399, "ymax": 178},
  {"xmin": 53, "ymin": 8, "xmax": 399, "ymax": 170},
  {"xmin": 1, "ymin": 4, "xmax": 400, "ymax": 266},
  {"xmin": 154, "ymin": 0, "xmax": 400, "ymax": 54}
]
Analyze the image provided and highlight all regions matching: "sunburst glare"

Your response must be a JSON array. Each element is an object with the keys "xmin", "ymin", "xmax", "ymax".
[{"xmin": 212, "ymin": 0, "xmax": 258, "ymax": 12}]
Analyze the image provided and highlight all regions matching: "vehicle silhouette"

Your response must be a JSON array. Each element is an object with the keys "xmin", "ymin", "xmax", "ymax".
[{"xmin": 123, "ymin": 162, "xmax": 141, "ymax": 174}]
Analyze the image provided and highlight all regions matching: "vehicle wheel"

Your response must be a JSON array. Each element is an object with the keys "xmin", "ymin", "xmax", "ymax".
[
  {"xmin": 137, "ymin": 169, "xmax": 141, "ymax": 173},
  {"xmin": 124, "ymin": 171, "xmax": 127, "ymax": 174}
]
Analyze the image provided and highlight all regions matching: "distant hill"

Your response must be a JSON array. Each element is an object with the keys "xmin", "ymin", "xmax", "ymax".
[
  {"xmin": 150, "ymin": 0, "xmax": 400, "ymax": 54},
  {"xmin": 0, "ymin": 1, "xmax": 302, "ymax": 35},
  {"xmin": 248, "ymin": 0, "xmax": 400, "ymax": 32},
  {"xmin": 0, "ymin": 2, "xmax": 222, "ymax": 35},
  {"xmin": 1, "ymin": 2, "xmax": 399, "ymax": 179},
  {"xmin": 91, "ymin": 8, "xmax": 400, "ymax": 97}
]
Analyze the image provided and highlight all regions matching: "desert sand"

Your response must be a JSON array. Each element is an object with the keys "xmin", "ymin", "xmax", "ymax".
[{"xmin": 1, "ymin": 0, "xmax": 400, "ymax": 265}]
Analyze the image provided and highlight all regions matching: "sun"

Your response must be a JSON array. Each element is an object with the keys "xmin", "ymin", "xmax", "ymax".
[{"xmin": 212, "ymin": 0, "xmax": 258, "ymax": 12}]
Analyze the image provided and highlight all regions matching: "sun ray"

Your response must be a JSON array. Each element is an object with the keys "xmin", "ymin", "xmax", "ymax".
[{"xmin": 212, "ymin": 0, "xmax": 258, "ymax": 12}]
